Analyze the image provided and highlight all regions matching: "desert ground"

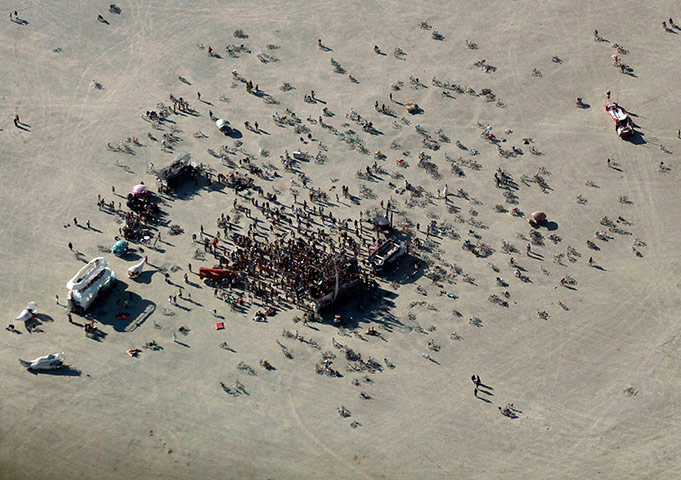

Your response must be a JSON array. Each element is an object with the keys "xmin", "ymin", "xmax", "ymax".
[{"xmin": 2, "ymin": 1, "xmax": 681, "ymax": 479}]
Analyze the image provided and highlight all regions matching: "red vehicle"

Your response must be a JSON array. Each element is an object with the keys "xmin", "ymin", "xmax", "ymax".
[
  {"xmin": 604, "ymin": 102, "xmax": 634, "ymax": 138},
  {"xmin": 199, "ymin": 266, "xmax": 237, "ymax": 283}
]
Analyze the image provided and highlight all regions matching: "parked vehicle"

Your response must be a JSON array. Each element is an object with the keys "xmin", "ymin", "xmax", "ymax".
[
  {"xmin": 604, "ymin": 102, "xmax": 634, "ymax": 137},
  {"xmin": 368, "ymin": 238, "xmax": 406, "ymax": 272}
]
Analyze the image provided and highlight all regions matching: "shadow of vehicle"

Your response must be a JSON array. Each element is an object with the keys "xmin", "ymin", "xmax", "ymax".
[
  {"xmin": 134, "ymin": 268, "xmax": 158, "ymax": 284},
  {"xmin": 624, "ymin": 130, "xmax": 646, "ymax": 145},
  {"xmin": 317, "ymin": 285, "xmax": 406, "ymax": 334},
  {"xmin": 28, "ymin": 366, "xmax": 82, "ymax": 376},
  {"xmin": 34, "ymin": 313, "xmax": 54, "ymax": 323},
  {"xmin": 88, "ymin": 281, "xmax": 157, "ymax": 332}
]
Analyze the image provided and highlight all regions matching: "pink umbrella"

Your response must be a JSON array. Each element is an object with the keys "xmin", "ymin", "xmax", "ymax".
[
  {"xmin": 531, "ymin": 211, "xmax": 547, "ymax": 222},
  {"xmin": 132, "ymin": 184, "xmax": 147, "ymax": 195},
  {"xmin": 528, "ymin": 211, "xmax": 547, "ymax": 226}
]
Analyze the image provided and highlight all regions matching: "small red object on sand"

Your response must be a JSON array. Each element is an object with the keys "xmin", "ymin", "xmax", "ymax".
[{"xmin": 215, "ymin": 322, "xmax": 225, "ymax": 330}]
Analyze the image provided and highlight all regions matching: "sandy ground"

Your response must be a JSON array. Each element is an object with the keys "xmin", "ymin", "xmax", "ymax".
[{"xmin": 3, "ymin": 1, "xmax": 681, "ymax": 478}]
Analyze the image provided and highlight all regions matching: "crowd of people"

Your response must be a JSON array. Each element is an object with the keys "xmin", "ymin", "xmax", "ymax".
[{"xmin": 218, "ymin": 233, "xmax": 362, "ymax": 306}]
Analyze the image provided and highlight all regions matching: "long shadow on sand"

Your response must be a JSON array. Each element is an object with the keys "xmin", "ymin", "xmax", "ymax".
[
  {"xmin": 34, "ymin": 313, "xmax": 54, "ymax": 323},
  {"xmin": 87, "ymin": 280, "xmax": 157, "ymax": 332},
  {"xmin": 318, "ymin": 284, "xmax": 405, "ymax": 334},
  {"xmin": 624, "ymin": 130, "xmax": 646, "ymax": 145},
  {"xmin": 27, "ymin": 366, "xmax": 82, "ymax": 376}
]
